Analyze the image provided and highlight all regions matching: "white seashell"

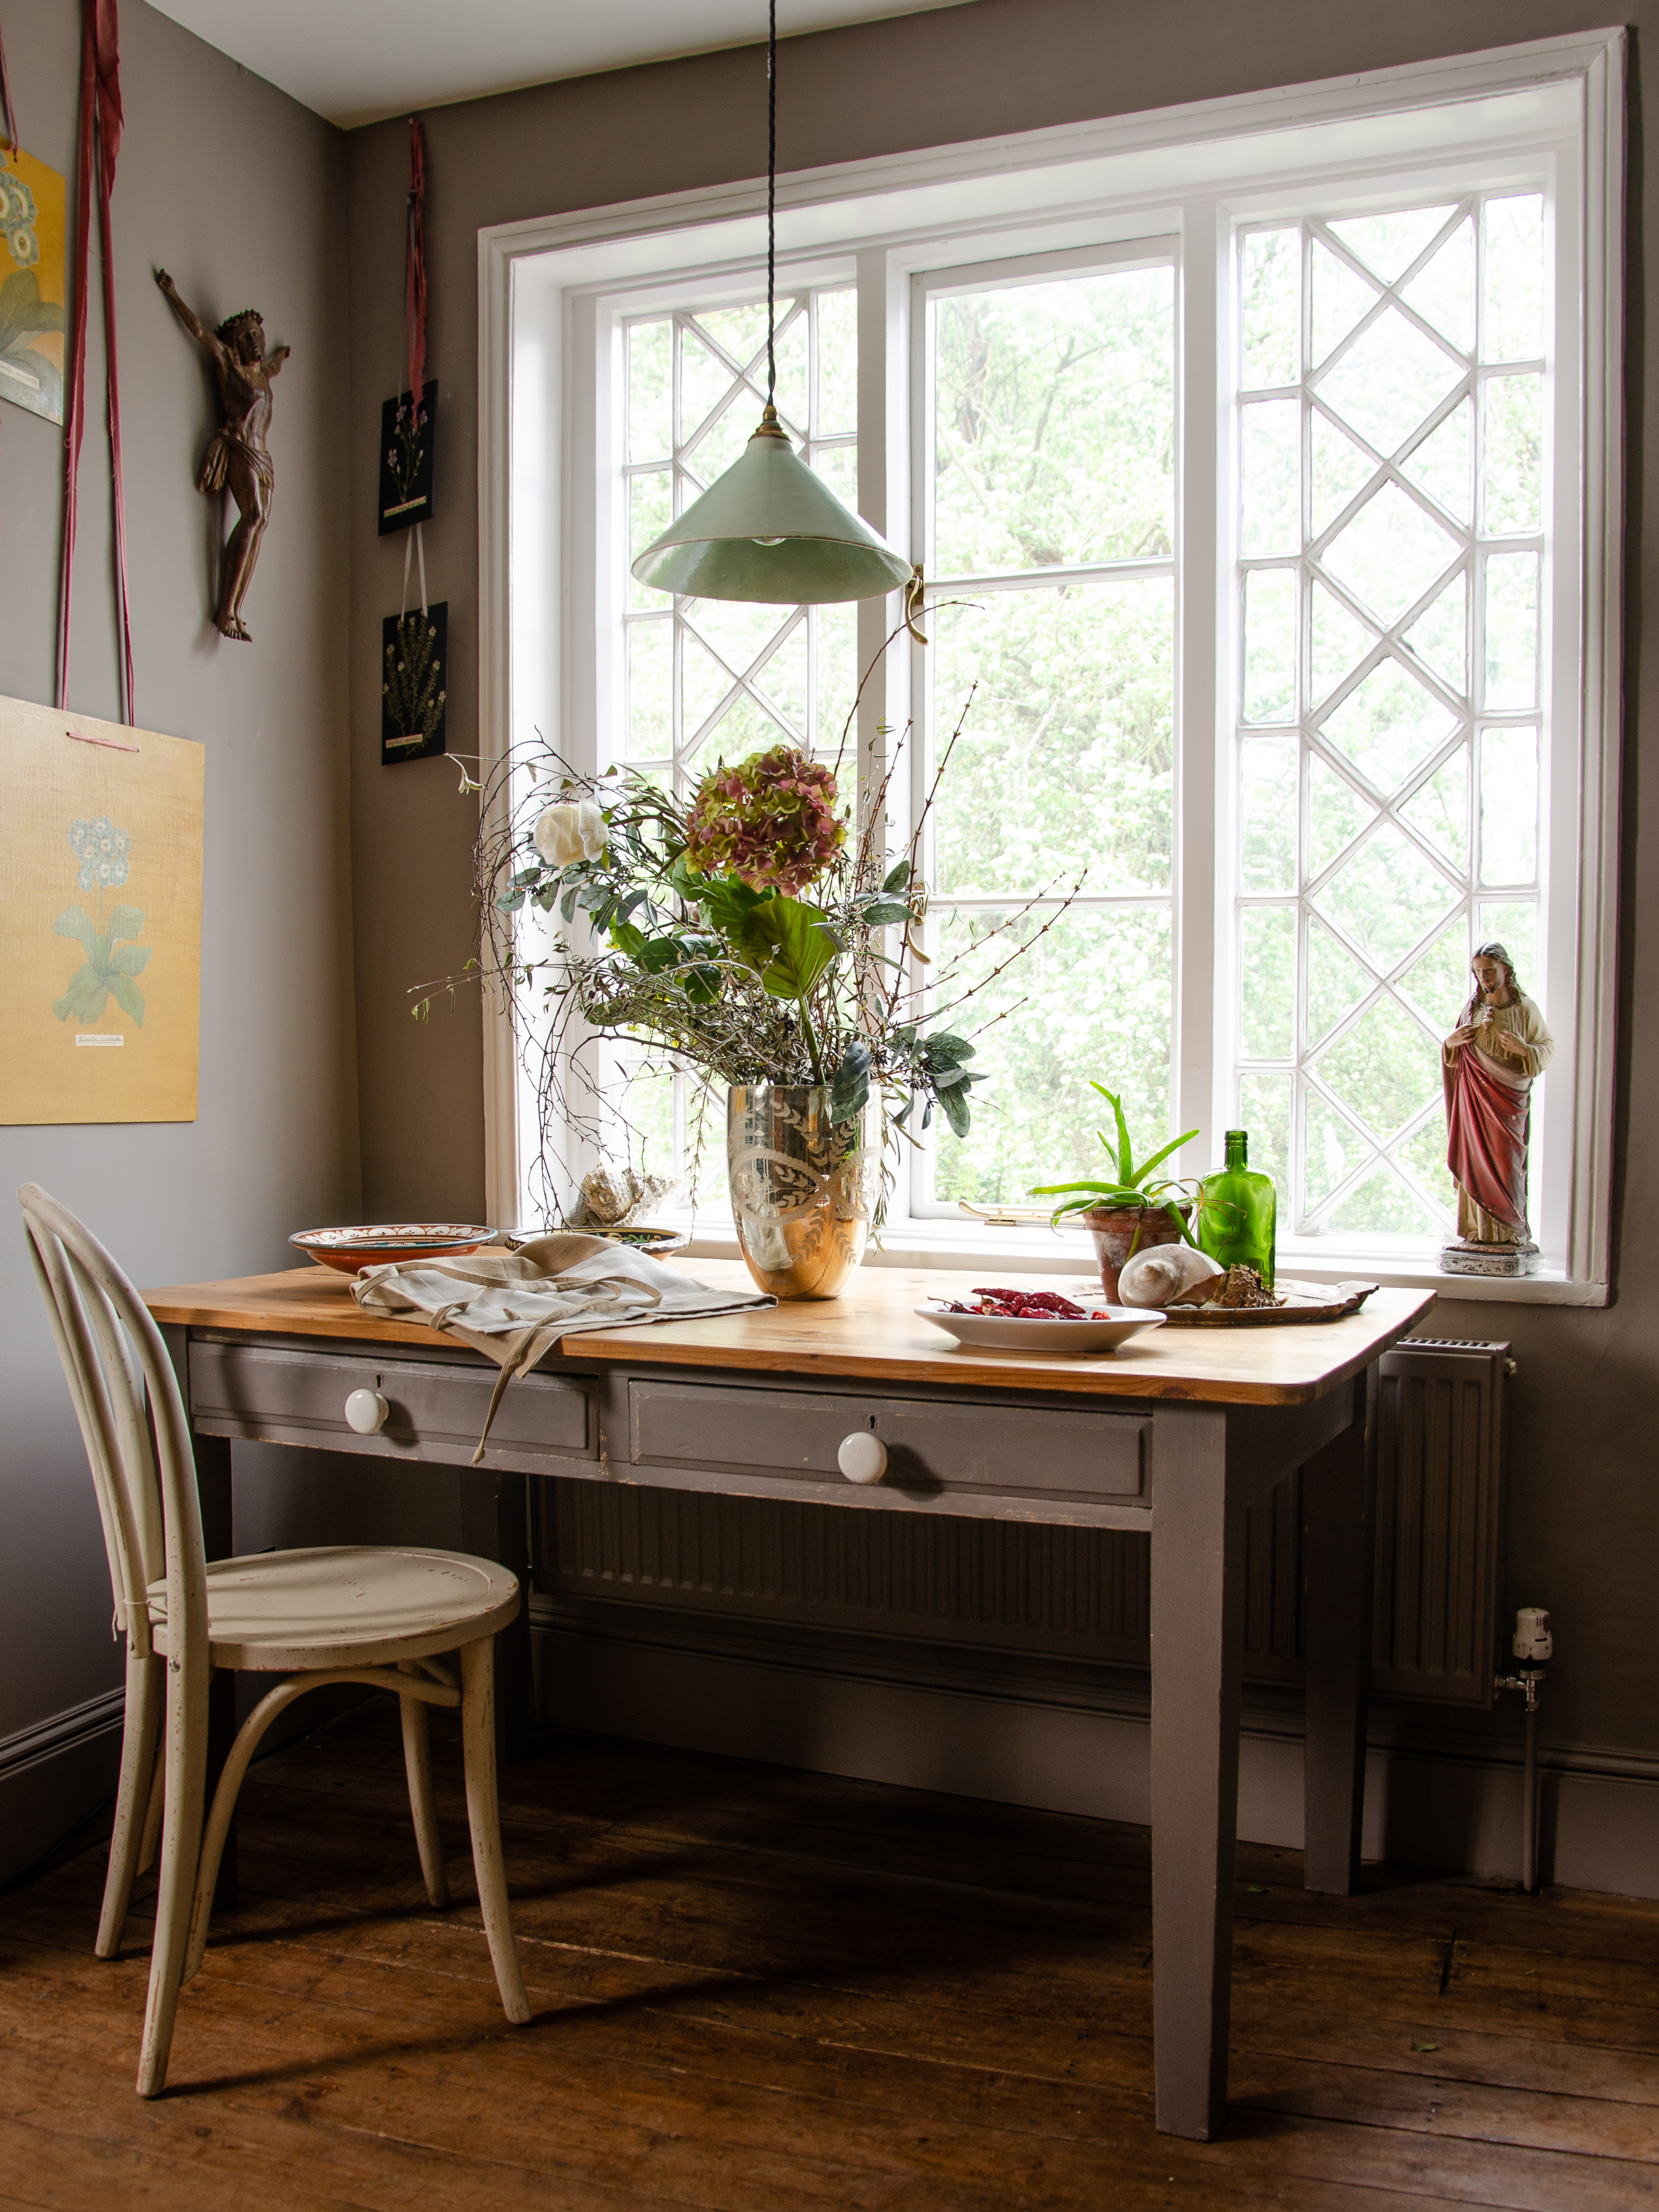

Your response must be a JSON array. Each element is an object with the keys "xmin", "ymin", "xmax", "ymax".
[{"xmin": 1117, "ymin": 1244, "xmax": 1224, "ymax": 1309}]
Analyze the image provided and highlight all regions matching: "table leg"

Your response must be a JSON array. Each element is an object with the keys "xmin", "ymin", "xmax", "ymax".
[
  {"xmin": 460, "ymin": 1464, "xmax": 532, "ymax": 1761},
  {"xmin": 1150, "ymin": 1404, "xmax": 1245, "ymax": 2141},
  {"xmin": 162, "ymin": 1325, "xmax": 238, "ymax": 1911},
  {"xmin": 1301, "ymin": 1368, "xmax": 1376, "ymax": 1895}
]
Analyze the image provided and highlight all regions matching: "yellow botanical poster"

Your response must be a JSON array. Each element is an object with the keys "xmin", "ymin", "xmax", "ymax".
[
  {"xmin": 0, "ymin": 693, "xmax": 204, "ymax": 1125},
  {"xmin": 0, "ymin": 140, "xmax": 66, "ymax": 424}
]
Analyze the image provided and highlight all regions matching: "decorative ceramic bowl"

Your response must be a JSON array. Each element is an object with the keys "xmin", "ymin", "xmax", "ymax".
[
  {"xmin": 289, "ymin": 1224, "xmax": 496, "ymax": 1275},
  {"xmin": 915, "ymin": 1300, "xmax": 1168, "ymax": 1355},
  {"xmin": 593, "ymin": 1225, "xmax": 690, "ymax": 1258}
]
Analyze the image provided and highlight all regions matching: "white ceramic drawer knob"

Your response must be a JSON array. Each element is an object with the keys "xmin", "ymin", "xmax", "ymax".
[
  {"xmin": 344, "ymin": 1388, "xmax": 390, "ymax": 1435},
  {"xmin": 837, "ymin": 1431, "xmax": 887, "ymax": 1485}
]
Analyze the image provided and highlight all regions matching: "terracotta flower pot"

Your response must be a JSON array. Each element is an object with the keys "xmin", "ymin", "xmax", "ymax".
[{"xmin": 1081, "ymin": 1203, "xmax": 1191, "ymax": 1301}]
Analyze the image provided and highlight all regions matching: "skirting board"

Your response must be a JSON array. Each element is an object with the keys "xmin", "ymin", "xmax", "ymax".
[
  {"xmin": 533, "ymin": 1608, "xmax": 1659, "ymax": 1901},
  {"xmin": 0, "ymin": 1687, "xmax": 124, "ymax": 1888}
]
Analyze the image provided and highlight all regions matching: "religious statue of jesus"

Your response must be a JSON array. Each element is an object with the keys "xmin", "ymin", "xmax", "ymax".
[
  {"xmin": 154, "ymin": 269, "xmax": 289, "ymax": 642},
  {"xmin": 1441, "ymin": 941, "xmax": 1553, "ymax": 1273}
]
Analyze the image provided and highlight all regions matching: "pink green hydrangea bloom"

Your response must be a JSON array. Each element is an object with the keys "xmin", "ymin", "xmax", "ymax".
[{"xmin": 683, "ymin": 744, "xmax": 846, "ymax": 896}]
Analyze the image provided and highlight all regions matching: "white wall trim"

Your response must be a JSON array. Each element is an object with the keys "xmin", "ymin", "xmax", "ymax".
[{"xmin": 478, "ymin": 29, "xmax": 1626, "ymax": 1263}]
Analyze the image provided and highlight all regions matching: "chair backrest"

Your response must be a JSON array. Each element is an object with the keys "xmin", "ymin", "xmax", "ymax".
[{"xmin": 19, "ymin": 1184, "xmax": 207, "ymax": 1665}]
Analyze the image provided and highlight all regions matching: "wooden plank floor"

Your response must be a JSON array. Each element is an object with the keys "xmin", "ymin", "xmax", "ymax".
[{"xmin": 2, "ymin": 1703, "xmax": 1656, "ymax": 2211}]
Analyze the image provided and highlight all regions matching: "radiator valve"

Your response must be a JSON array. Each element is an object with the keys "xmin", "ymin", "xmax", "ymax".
[{"xmin": 1513, "ymin": 1607, "xmax": 1553, "ymax": 1661}]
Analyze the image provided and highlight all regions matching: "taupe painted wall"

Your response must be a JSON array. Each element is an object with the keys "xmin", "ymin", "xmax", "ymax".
[
  {"xmin": 0, "ymin": 0, "xmax": 359, "ymax": 1874},
  {"xmin": 343, "ymin": 0, "xmax": 1656, "ymax": 1799}
]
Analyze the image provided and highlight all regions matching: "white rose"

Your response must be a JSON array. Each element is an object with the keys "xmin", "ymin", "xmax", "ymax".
[{"xmin": 533, "ymin": 799, "xmax": 607, "ymax": 867}]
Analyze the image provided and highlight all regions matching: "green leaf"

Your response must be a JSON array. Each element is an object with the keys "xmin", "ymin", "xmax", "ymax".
[
  {"xmin": 53, "ymin": 964, "xmax": 107, "ymax": 1023},
  {"xmin": 922, "ymin": 1031, "xmax": 976, "ymax": 1069},
  {"xmin": 693, "ymin": 872, "xmax": 772, "ymax": 939},
  {"xmin": 53, "ymin": 906, "xmax": 97, "ymax": 951},
  {"xmin": 108, "ymin": 944, "xmax": 152, "ymax": 976},
  {"xmin": 1129, "ymin": 1127, "xmax": 1201, "ymax": 1187},
  {"xmin": 738, "ymin": 897, "xmax": 840, "ymax": 1002},
  {"xmin": 882, "ymin": 858, "xmax": 912, "ymax": 892},
  {"xmin": 829, "ymin": 1042, "xmax": 872, "ymax": 1124},
  {"xmin": 1091, "ymin": 1084, "xmax": 1134, "ymax": 1185},
  {"xmin": 859, "ymin": 899, "xmax": 913, "ymax": 927},
  {"xmin": 940, "ymin": 1082, "xmax": 973, "ymax": 1139},
  {"xmin": 107, "ymin": 973, "xmax": 145, "ymax": 1027},
  {"xmin": 636, "ymin": 935, "xmax": 691, "ymax": 975},
  {"xmin": 611, "ymin": 921, "xmax": 648, "ymax": 959},
  {"xmin": 560, "ymin": 887, "xmax": 579, "ymax": 923},
  {"xmin": 495, "ymin": 887, "xmax": 526, "ymax": 912}
]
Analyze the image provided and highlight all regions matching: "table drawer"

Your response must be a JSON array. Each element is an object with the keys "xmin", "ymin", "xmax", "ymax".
[
  {"xmin": 628, "ymin": 1378, "xmax": 1147, "ymax": 1505},
  {"xmin": 190, "ymin": 1340, "xmax": 596, "ymax": 1471}
]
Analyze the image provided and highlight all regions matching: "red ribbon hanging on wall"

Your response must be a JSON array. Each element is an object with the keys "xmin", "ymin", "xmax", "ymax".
[
  {"xmin": 404, "ymin": 118, "xmax": 426, "ymax": 398},
  {"xmin": 57, "ymin": 0, "xmax": 134, "ymax": 723},
  {"xmin": 0, "ymin": 19, "xmax": 20, "ymax": 153}
]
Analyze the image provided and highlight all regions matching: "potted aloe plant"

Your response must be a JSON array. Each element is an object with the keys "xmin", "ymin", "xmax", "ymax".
[{"xmin": 1031, "ymin": 1085, "xmax": 1199, "ymax": 1300}]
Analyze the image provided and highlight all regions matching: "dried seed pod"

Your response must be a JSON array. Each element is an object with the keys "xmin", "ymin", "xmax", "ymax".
[{"xmin": 1116, "ymin": 1244, "xmax": 1224, "ymax": 1309}]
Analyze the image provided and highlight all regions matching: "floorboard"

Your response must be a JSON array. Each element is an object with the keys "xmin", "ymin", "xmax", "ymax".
[{"xmin": 1, "ymin": 1700, "xmax": 1653, "ymax": 2211}]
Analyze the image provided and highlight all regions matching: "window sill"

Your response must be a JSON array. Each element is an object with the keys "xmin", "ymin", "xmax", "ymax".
[{"xmin": 672, "ymin": 1219, "xmax": 1609, "ymax": 1307}]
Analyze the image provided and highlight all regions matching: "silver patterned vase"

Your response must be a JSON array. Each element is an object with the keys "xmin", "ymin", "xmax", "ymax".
[{"xmin": 726, "ymin": 1083, "xmax": 876, "ymax": 1299}]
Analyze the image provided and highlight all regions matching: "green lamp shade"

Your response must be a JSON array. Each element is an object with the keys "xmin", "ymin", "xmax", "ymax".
[{"xmin": 631, "ymin": 416, "xmax": 912, "ymax": 605}]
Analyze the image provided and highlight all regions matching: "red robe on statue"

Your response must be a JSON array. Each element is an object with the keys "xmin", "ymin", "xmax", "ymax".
[{"xmin": 1444, "ymin": 1041, "xmax": 1531, "ymax": 1232}]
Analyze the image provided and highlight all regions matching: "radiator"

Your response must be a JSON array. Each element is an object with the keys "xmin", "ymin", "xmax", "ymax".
[{"xmin": 535, "ymin": 1337, "xmax": 1509, "ymax": 1709}]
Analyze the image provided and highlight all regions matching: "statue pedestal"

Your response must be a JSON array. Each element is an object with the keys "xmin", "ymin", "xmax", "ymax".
[{"xmin": 1438, "ymin": 1239, "xmax": 1540, "ymax": 1279}]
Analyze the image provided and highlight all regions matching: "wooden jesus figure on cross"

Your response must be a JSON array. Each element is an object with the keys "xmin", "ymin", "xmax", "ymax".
[{"xmin": 155, "ymin": 269, "xmax": 289, "ymax": 641}]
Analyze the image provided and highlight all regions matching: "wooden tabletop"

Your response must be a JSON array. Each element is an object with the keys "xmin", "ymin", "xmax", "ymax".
[{"xmin": 145, "ymin": 1264, "xmax": 1437, "ymax": 1406}]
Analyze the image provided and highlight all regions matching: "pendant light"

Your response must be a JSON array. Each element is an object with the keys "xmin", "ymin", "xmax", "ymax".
[{"xmin": 629, "ymin": 1, "xmax": 911, "ymax": 606}]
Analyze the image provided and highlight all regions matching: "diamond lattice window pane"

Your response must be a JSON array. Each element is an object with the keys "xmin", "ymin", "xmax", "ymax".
[
  {"xmin": 1307, "ymin": 753, "xmax": 1375, "ymax": 877},
  {"xmin": 1328, "ymin": 205, "xmax": 1456, "ymax": 285},
  {"xmin": 930, "ymin": 580, "xmax": 1174, "ymax": 897},
  {"xmin": 772, "ymin": 310, "xmax": 810, "ymax": 430},
  {"xmin": 1400, "ymin": 217, "xmax": 1475, "ymax": 355},
  {"xmin": 1399, "ymin": 744, "xmax": 1469, "ymax": 868},
  {"xmin": 1311, "ymin": 238, "xmax": 1378, "ymax": 368},
  {"xmin": 816, "ymin": 288, "xmax": 858, "ymax": 433},
  {"xmin": 628, "ymin": 321, "xmax": 671, "ymax": 462},
  {"xmin": 1311, "ymin": 410, "xmax": 1375, "ymax": 539},
  {"xmin": 1401, "ymin": 399, "xmax": 1472, "ymax": 525},
  {"xmin": 1316, "ymin": 307, "xmax": 1464, "ymax": 460},
  {"xmin": 1483, "ymin": 374, "xmax": 1543, "ymax": 535},
  {"xmin": 1327, "ymin": 1167, "xmax": 1443, "ymax": 1236},
  {"xmin": 694, "ymin": 301, "xmax": 770, "ymax": 374},
  {"xmin": 686, "ymin": 392, "xmax": 758, "ymax": 482},
  {"xmin": 1312, "ymin": 820, "xmax": 1458, "ymax": 969},
  {"xmin": 1244, "ymin": 568, "xmax": 1296, "ymax": 722},
  {"xmin": 1399, "ymin": 922, "xmax": 1472, "ymax": 1031},
  {"xmin": 626, "ymin": 620, "xmax": 672, "ymax": 758},
  {"xmin": 1241, "ymin": 228, "xmax": 1299, "ymax": 389},
  {"xmin": 1476, "ymin": 900, "xmax": 1536, "ymax": 983},
  {"xmin": 1240, "ymin": 734, "xmax": 1297, "ymax": 891},
  {"xmin": 1319, "ymin": 657, "xmax": 1457, "ymax": 794},
  {"xmin": 681, "ymin": 628, "xmax": 736, "ymax": 739},
  {"xmin": 679, "ymin": 327, "xmax": 737, "ymax": 446},
  {"xmin": 688, "ymin": 599, "xmax": 796, "ymax": 686},
  {"xmin": 814, "ymin": 599, "xmax": 856, "ymax": 751},
  {"xmin": 1304, "ymin": 1087, "xmax": 1370, "ymax": 1210},
  {"xmin": 1482, "ymin": 195, "xmax": 1545, "ymax": 363},
  {"xmin": 629, "ymin": 471, "xmax": 671, "ymax": 612},
  {"xmin": 1403, "ymin": 571, "xmax": 1468, "ymax": 696},
  {"xmin": 1310, "ymin": 582, "xmax": 1375, "ymax": 711},
  {"xmin": 1322, "ymin": 482, "xmax": 1459, "ymax": 628},
  {"xmin": 1314, "ymin": 994, "xmax": 1442, "ymax": 1140},
  {"xmin": 1241, "ymin": 906, "xmax": 1294, "ymax": 1059},
  {"xmin": 1399, "ymin": 1113, "xmax": 1459, "ymax": 1222},
  {"xmin": 1241, "ymin": 399, "xmax": 1299, "ymax": 554},
  {"xmin": 1239, "ymin": 1071, "xmax": 1292, "ymax": 1189},
  {"xmin": 700, "ymin": 690, "xmax": 798, "ymax": 770},
  {"xmin": 1480, "ymin": 725, "xmax": 1538, "ymax": 886},
  {"xmin": 1306, "ymin": 918, "xmax": 1371, "ymax": 1045},
  {"xmin": 1484, "ymin": 552, "xmax": 1538, "ymax": 711}
]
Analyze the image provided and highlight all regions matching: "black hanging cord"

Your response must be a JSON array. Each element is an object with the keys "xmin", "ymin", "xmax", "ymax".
[{"xmin": 766, "ymin": 0, "xmax": 777, "ymax": 407}]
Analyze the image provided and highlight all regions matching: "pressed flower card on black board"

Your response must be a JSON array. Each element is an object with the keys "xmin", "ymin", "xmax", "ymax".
[
  {"xmin": 379, "ymin": 380, "xmax": 436, "ymax": 532},
  {"xmin": 382, "ymin": 602, "xmax": 448, "ymax": 765}
]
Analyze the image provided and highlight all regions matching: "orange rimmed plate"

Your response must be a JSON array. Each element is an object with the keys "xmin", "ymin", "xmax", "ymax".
[{"xmin": 289, "ymin": 1223, "xmax": 496, "ymax": 1275}]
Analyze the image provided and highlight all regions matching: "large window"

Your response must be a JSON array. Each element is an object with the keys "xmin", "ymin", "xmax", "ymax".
[{"xmin": 489, "ymin": 33, "xmax": 1621, "ymax": 1296}]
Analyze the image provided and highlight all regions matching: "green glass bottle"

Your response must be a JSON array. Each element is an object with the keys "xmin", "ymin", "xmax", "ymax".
[{"xmin": 1198, "ymin": 1129, "xmax": 1277, "ymax": 1288}]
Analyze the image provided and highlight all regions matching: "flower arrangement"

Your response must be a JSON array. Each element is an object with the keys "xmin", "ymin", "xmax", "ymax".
[{"xmin": 426, "ymin": 656, "xmax": 1083, "ymax": 1227}]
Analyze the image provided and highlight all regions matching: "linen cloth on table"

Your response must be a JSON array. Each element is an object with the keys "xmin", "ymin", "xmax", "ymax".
[{"xmin": 351, "ymin": 1232, "xmax": 774, "ymax": 1461}]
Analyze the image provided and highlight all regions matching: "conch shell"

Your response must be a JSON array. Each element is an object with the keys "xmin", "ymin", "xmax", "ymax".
[{"xmin": 1117, "ymin": 1244, "xmax": 1224, "ymax": 1309}]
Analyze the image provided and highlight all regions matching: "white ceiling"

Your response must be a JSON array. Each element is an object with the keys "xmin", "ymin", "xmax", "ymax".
[{"xmin": 149, "ymin": 0, "xmax": 958, "ymax": 129}]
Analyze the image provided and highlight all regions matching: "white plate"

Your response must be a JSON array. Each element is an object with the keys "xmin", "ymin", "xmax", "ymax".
[{"xmin": 916, "ymin": 1300, "xmax": 1168, "ymax": 1354}]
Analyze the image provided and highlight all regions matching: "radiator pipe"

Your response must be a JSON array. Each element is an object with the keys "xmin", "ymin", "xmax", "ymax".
[{"xmin": 1496, "ymin": 1607, "xmax": 1552, "ymax": 1895}]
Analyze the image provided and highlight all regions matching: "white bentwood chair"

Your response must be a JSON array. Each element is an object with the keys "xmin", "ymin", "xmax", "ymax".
[{"xmin": 19, "ymin": 1184, "xmax": 532, "ymax": 2096}]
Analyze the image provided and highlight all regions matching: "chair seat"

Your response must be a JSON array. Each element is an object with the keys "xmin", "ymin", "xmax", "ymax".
[{"xmin": 147, "ymin": 1544, "xmax": 520, "ymax": 1671}]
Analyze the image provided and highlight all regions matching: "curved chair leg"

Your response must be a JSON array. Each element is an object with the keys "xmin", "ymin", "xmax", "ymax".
[
  {"xmin": 97, "ymin": 1646, "xmax": 162, "ymax": 1958},
  {"xmin": 137, "ymin": 1727, "xmax": 166, "ymax": 1876},
  {"xmin": 459, "ymin": 1638, "xmax": 530, "ymax": 2024},
  {"xmin": 136, "ymin": 1654, "xmax": 209, "ymax": 2098},
  {"xmin": 400, "ymin": 1685, "xmax": 451, "ymax": 1908}
]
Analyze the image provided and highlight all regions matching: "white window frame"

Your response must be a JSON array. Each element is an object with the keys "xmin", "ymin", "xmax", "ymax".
[{"xmin": 479, "ymin": 28, "xmax": 1624, "ymax": 1304}]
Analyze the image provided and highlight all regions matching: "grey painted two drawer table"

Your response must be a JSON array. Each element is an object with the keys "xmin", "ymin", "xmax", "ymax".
[{"xmin": 146, "ymin": 1260, "xmax": 1435, "ymax": 2141}]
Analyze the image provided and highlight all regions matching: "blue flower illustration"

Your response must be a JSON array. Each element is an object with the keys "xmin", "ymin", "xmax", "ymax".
[{"xmin": 68, "ymin": 815, "xmax": 131, "ymax": 892}]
